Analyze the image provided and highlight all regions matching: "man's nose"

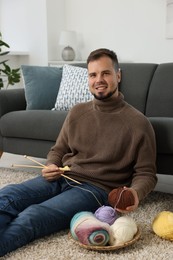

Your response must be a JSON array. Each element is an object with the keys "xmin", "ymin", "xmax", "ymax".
[{"xmin": 96, "ymin": 74, "xmax": 103, "ymax": 82}]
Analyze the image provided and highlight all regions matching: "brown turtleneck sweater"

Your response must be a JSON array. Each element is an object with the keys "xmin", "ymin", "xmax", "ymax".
[{"xmin": 47, "ymin": 92, "xmax": 157, "ymax": 201}]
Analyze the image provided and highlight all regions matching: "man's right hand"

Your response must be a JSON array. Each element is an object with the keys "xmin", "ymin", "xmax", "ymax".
[{"xmin": 42, "ymin": 164, "xmax": 63, "ymax": 182}]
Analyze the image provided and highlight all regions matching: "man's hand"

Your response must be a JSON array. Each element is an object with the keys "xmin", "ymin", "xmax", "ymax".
[
  {"xmin": 42, "ymin": 164, "xmax": 63, "ymax": 181},
  {"xmin": 116, "ymin": 187, "xmax": 139, "ymax": 213}
]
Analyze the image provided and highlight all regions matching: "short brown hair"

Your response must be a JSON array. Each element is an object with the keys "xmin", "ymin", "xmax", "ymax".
[{"xmin": 87, "ymin": 48, "xmax": 119, "ymax": 71}]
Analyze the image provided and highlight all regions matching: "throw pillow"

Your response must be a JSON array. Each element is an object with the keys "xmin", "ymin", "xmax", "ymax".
[
  {"xmin": 53, "ymin": 64, "xmax": 93, "ymax": 111},
  {"xmin": 21, "ymin": 65, "xmax": 62, "ymax": 110}
]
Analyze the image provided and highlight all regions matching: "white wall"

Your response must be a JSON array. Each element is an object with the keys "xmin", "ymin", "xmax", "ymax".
[
  {"xmin": 0, "ymin": 0, "xmax": 48, "ymax": 65},
  {"xmin": 0, "ymin": 0, "xmax": 28, "ymax": 51},
  {"xmin": 65, "ymin": 0, "xmax": 173, "ymax": 63},
  {"xmin": 47, "ymin": 0, "xmax": 65, "ymax": 61},
  {"xmin": 0, "ymin": 0, "xmax": 173, "ymax": 65}
]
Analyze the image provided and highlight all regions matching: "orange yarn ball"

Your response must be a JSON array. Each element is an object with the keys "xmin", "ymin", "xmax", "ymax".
[{"xmin": 108, "ymin": 187, "xmax": 135, "ymax": 210}]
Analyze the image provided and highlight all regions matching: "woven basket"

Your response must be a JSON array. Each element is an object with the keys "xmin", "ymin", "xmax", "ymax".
[{"xmin": 69, "ymin": 227, "xmax": 141, "ymax": 251}]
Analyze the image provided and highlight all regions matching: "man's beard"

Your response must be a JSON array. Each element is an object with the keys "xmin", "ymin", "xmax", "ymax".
[{"xmin": 93, "ymin": 87, "xmax": 117, "ymax": 100}]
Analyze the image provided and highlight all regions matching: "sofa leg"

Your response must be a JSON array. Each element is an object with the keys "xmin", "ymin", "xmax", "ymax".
[{"xmin": 0, "ymin": 151, "xmax": 3, "ymax": 158}]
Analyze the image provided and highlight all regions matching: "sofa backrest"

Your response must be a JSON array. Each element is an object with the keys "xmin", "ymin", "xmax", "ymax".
[
  {"xmin": 145, "ymin": 63, "xmax": 173, "ymax": 117},
  {"xmin": 76, "ymin": 62, "xmax": 158, "ymax": 114},
  {"xmin": 76, "ymin": 62, "xmax": 173, "ymax": 117},
  {"xmin": 119, "ymin": 63, "xmax": 157, "ymax": 113}
]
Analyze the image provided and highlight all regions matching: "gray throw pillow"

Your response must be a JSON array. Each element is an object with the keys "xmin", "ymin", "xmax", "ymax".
[{"xmin": 21, "ymin": 65, "xmax": 62, "ymax": 110}]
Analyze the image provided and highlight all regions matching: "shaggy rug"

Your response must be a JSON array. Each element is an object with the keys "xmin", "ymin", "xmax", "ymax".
[{"xmin": 0, "ymin": 167, "xmax": 173, "ymax": 260}]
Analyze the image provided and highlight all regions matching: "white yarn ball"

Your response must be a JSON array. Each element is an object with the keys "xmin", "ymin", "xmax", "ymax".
[{"xmin": 109, "ymin": 216, "xmax": 137, "ymax": 246}]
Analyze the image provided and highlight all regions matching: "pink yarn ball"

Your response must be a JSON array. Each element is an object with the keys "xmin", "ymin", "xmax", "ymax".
[{"xmin": 94, "ymin": 206, "xmax": 117, "ymax": 225}]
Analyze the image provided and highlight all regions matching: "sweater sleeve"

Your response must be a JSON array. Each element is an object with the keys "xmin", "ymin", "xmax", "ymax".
[{"xmin": 130, "ymin": 119, "xmax": 157, "ymax": 201}]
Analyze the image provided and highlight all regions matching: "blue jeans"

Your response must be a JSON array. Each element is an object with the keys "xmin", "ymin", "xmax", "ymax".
[{"xmin": 0, "ymin": 176, "xmax": 108, "ymax": 256}]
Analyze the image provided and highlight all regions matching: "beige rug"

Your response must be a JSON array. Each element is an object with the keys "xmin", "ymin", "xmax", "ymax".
[{"xmin": 0, "ymin": 167, "xmax": 173, "ymax": 260}]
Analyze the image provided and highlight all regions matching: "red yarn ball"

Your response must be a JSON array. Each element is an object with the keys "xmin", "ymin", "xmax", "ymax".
[{"xmin": 108, "ymin": 187, "xmax": 135, "ymax": 210}]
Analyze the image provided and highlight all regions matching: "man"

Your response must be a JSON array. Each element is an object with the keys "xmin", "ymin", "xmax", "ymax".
[{"xmin": 0, "ymin": 48, "xmax": 157, "ymax": 256}]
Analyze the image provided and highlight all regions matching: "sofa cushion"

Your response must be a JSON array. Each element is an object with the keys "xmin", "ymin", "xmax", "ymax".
[
  {"xmin": 1, "ymin": 110, "xmax": 67, "ymax": 141},
  {"xmin": 53, "ymin": 64, "xmax": 93, "ymax": 111},
  {"xmin": 21, "ymin": 65, "xmax": 62, "ymax": 110}
]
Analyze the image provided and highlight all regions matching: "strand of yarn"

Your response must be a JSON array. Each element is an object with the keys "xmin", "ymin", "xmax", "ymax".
[
  {"xmin": 94, "ymin": 206, "xmax": 118, "ymax": 225},
  {"xmin": 64, "ymin": 178, "xmax": 103, "ymax": 207},
  {"xmin": 108, "ymin": 187, "xmax": 135, "ymax": 210},
  {"xmin": 114, "ymin": 188, "xmax": 125, "ymax": 209}
]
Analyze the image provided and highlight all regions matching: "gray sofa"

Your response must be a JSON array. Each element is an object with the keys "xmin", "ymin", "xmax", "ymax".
[{"xmin": 0, "ymin": 62, "xmax": 173, "ymax": 180}]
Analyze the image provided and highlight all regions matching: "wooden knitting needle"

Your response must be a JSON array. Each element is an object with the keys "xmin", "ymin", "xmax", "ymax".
[
  {"xmin": 24, "ymin": 156, "xmax": 71, "ymax": 171},
  {"xmin": 12, "ymin": 164, "xmax": 43, "ymax": 169},
  {"xmin": 24, "ymin": 155, "xmax": 46, "ymax": 168},
  {"xmin": 12, "ymin": 164, "xmax": 71, "ymax": 172},
  {"xmin": 23, "ymin": 155, "xmax": 81, "ymax": 185},
  {"xmin": 12, "ymin": 163, "xmax": 81, "ymax": 185}
]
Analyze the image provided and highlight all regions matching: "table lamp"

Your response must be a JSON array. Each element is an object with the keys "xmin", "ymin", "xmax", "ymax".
[{"xmin": 59, "ymin": 30, "xmax": 77, "ymax": 61}]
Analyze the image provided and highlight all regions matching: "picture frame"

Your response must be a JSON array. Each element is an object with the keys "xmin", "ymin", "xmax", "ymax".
[{"xmin": 166, "ymin": 0, "xmax": 173, "ymax": 38}]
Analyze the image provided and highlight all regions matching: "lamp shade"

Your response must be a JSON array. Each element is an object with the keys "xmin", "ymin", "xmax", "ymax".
[{"xmin": 59, "ymin": 30, "xmax": 77, "ymax": 47}]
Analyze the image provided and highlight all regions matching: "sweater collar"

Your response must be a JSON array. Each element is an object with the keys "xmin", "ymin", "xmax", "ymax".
[{"xmin": 92, "ymin": 92, "xmax": 125, "ymax": 112}]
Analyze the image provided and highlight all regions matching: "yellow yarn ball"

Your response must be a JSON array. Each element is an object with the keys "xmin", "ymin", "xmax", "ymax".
[{"xmin": 152, "ymin": 211, "xmax": 173, "ymax": 241}]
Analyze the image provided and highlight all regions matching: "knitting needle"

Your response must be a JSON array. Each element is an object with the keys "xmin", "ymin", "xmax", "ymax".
[
  {"xmin": 12, "ymin": 164, "xmax": 71, "ymax": 171},
  {"xmin": 24, "ymin": 155, "xmax": 71, "ymax": 171},
  {"xmin": 23, "ymin": 155, "xmax": 81, "ymax": 185},
  {"xmin": 12, "ymin": 164, "xmax": 43, "ymax": 169},
  {"xmin": 24, "ymin": 155, "xmax": 46, "ymax": 168},
  {"xmin": 12, "ymin": 163, "xmax": 81, "ymax": 185}
]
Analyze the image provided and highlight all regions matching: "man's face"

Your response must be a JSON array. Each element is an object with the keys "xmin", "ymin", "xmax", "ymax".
[{"xmin": 88, "ymin": 56, "xmax": 121, "ymax": 100}]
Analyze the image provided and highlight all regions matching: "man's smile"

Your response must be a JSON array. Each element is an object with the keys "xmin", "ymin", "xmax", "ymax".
[{"xmin": 95, "ymin": 84, "xmax": 107, "ymax": 90}]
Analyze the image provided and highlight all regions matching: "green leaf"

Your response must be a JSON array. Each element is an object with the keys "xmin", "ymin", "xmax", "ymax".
[
  {"xmin": 0, "ymin": 60, "xmax": 9, "ymax": 65},
  {"xmin": 0, "ymin": 78, "xmax": 4, "ymax": 89},
  {"xmin": 3, "ymin": 63, "xmax": 11, "ymax": 72},
  {"xmin": 13, "ymin": 68, "xmax": 20, "ymax": 72},
  {"xmin": 0, "ymin": 32, "xmax": 21, "ymax": 87},
  {"xmin": 0, "ymin": 38, "xmax": 10, "ymax": 48},
  {"xmin": 0, "ymin": 51, "xmax": 10, "ymax": 56}
]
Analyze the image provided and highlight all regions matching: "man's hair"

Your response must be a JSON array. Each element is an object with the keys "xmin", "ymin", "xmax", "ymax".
[{"xmin": 87, "ymin": 48, "xmax": 119, "ymax": 71}]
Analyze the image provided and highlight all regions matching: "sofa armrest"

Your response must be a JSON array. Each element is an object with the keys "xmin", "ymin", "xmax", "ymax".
[{"xmin": 0, "ymin": 88, "xmax": 26, "ymax": 118}]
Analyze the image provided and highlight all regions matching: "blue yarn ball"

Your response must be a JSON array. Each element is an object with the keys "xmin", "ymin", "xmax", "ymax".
[
  {"xmin": 94, "ymin": 205, "xmax": 117, "ymax": 225},
  {"xmin": 70, "ymin": 211, "xmax": 111, "ymax": 246},
  {"xmin": 88, "ymin": 230, "xmax": 110, "ymax": 246},
  {"xmin": 70, "ymin": 211, "xmax": 93, "ymax": 240}
]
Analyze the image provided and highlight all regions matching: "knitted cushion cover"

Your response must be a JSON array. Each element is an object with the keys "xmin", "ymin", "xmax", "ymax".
[{"xmin": 53, "ymin": 64, "xmax": 93, "ymax": 111}]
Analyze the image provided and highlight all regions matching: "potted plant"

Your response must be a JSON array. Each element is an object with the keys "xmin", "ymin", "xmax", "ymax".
[{"xmin": 0, "ymin": 32, "xmax": 21, "ymax": 89}]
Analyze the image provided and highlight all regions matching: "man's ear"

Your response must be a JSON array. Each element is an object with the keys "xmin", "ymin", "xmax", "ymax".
[{"xmin": 117, "ymin": 68, "xmax": 121, "ymax": 83}]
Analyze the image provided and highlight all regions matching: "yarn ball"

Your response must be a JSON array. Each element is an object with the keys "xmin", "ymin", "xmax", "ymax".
[
  {"xmin": 70, "ymin": 211, "xmax": 111, "ymax": 246},
  {"xmin": 108, "ymin": 187, "xmax": 135, "ymax": 210},
  {"xmin": 152, "ymin": 211, "xmax": 173, "ymax": 241},
  {"xmin": 109, "ymin": 216, "xmax": 138, "ymax": 246},
  {"xmin": 70, "ymin": 211, "xmax": 93, "ymax": 240},
  {"xmin": 94, "ymin": 206, "xmax": 118, "ymax": 225}
]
